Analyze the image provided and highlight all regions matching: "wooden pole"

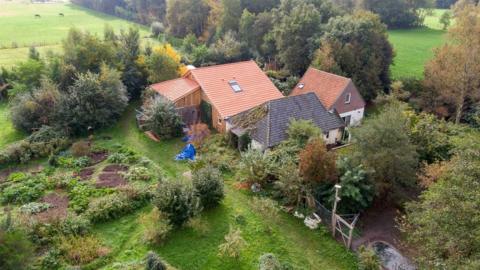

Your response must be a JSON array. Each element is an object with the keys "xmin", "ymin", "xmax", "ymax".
[{"xmin": 331, "ymin": 184, "xmax": 342, "ymax": 237}]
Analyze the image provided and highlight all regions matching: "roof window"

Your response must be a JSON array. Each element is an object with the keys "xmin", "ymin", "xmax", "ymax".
[
  {"xmin": 229, "ymin": 80, "xmax": 242, "ymax": 93},
  {"xmin": 298, "ymin": 83, "xmax": 305, "ymax": 89}
]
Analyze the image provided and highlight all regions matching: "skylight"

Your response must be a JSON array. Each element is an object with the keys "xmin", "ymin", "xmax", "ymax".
[
  {"xmin": 298, "ymin": 83, "xmax": 305, "ymax": 89},
  {"xmin": 229, "ymin": 80, "xmax": 242, "ymax": 93}
]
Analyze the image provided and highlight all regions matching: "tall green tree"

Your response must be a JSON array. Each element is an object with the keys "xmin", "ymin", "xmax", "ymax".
[
  {"xmin": 220, "ymin": 0, "xmax": 243, "ymax": 33},
  {"xmin": 351, "ymin": 101, "xmax": 418, "ymax": 198},
  {"xmin": 313, "ymin": 11, "xmax": 393, "ymax": 102},
  {"xmin": 166, "ymin": 0, "xmax": 211, "ymax": 37},
  {"xmin": 360, "ymin": 0, "xmax": 434, "ymax": 28}
]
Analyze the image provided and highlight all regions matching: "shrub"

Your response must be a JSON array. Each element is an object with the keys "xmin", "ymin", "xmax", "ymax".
[
  {"xmin": 141, "ymin": 96, "xmax": 183, "ymax": 139},
  {"xmin": 195, "ymin": 134, "xmax": 238, "ymax": 172},
  {"xmin": 357, "ymin": 246, "xmax": 381, "ymax": 270},
  {"xmin": 299, "ymin": 138, "xmax": 337, "ymax": 185},
  {"xmin": 66, "ymin": 181, "xmax": 100, "ymax": 213},
  {"xmin": 39, "ymin": 248, "xmax": 61, "ymax": 270},
  {"xmin": 107, "ymin": 152, "xmax": 129, "ymax": 164},
  {"xmin": 71, "ymin": 141, "xmax": 91, "ymax": 157},
  {"xmin": 286, "ymin": 119, "xmax": 322, "ymax": 148},
  {"xmin": 125, "ymin": 166, "xmax": 154, "ymax": 182},
  {"xmin": 55, "ymin": 66, "xmax": 128, "ymax": 135},
  {"xmin": 72, "ymin": 156, "xmax": 91, "ymax": 168},
  {"xmin": 151, "ymin": 21, "xmax": 165, "ymax": 37},
  {"xmin": 0, "ymin": 227, "xmax": 35, "ymax": 270},
  {"xmin": 250, "ymin": 197, "xmax": 279, "ymax": 221},
  {"xmin": 187, "ymin": 216, "xmax": 210, "ymax": 235},
  {"xmin": 236, "ymin": 147, "xmax": 272, "ymax": 184},
  {"xmin": 192, "ymin": 166, "xmax": 224, "ymax": 208},
  {"xmin": 1, "ymin": 174, "xmax": 49, "ymax": 204},
  {"xmin": 59, "ymin": 214, "xmax": 91, "ymax": 236},
  {"xmin": 259, "ymin": 253, "xmax": 282, "ymax": 270},
  {"xmin": 59, "ymin": 235, "xmax": 109, "ymax": 265},
  {"xmin": 218, "ymin": 227, "xmax": 246, "ymax": 259},
  {"xmin": 85, "ymin": 187, "xmax": 151, "ymax": 223},
  {"xmin": 153, "ymin": 181, "xmax": 200, "ymax": 227},
  {"xmin": 20, "ymin": 202, "xmax": 51, "ymax": 214},
  {"xmin": 139, "ymin": 208, "xmax": 172, "ymax": 245},
  {"xmin": 145, "ymin": 251, "xmax": 167, "ymax": 270}
]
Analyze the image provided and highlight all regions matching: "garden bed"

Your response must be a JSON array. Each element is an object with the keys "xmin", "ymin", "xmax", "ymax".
[
  {"xmin": 35, "ymin": 192, "xmax": 69, "ymax": 222},
  {"xmin": 89, "ymin": 151, "xmax": 109, "ymax": 164},
  {"xmin": 74, "ymin": 167, "xmax": 96, "ymax": 181},
  {"xmin": 103, "ymin": 164, "xmax": 129, "ymax": 173},
  {"xmin": 96, "ymin": 172, "xmax": 127, "ymax": 188}
]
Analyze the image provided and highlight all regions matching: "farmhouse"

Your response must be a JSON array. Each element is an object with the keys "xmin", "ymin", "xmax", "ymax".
[
  {"xmin": 291, "ymin": 67, "xmax": 366, "ymax": 126},
  {"xmin": 150, "ymin": 60, "xmax": 283, "ymax": 132},
  {"xmin": 228, "ymin": 93, "xmax": 345, "ymax": 150}
]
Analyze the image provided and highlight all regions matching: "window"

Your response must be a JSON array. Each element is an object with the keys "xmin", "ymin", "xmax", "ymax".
[
  {"xmin": 345, "ymin": 93, "xmax": 351, "ymax": 104},
  {"xmin": 218, "ymin": 118, "xmax": 222, "ymax": 124},
  {"xmin": 325, "ymin": 132, "xmax": 330, "ymax": 139},
  {"xmin": 229, "ymin": 80, "xmax": 242, "ymax": 92},
  {"xmin": 342, "ymin": 115, "xmax": 351, "ymax": 126},
  {"xmin": 298, "ymin": 83, "xmax": 305, "ymax": 89}
]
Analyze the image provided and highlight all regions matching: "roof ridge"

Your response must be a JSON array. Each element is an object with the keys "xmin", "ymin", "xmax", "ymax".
[
  {"xmin": 190, "ymin": 60, "xmax": 255, "ymax": 72},
  {"xmin": 307, "ymin": 67, "xmax": 351, "ymax": 82}
]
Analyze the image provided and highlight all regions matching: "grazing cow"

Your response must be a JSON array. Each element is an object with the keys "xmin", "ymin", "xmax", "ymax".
[
  {"xmin": 59, "ymin": 13, "xmax": 64, "ymax": 16},
  {"xmin": 34, "ymin": 14, "xmax": 41, "ymax": 18}
]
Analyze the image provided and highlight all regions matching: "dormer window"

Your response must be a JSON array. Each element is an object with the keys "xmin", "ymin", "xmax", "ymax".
[
  {"xmin": 229, "ymin": 80, "xmax": 242, "ymax": 93},
  {"xmin": 345, "ymin": 93, "xmax": 351, "ymax": 104},
  {"xmin": 298, "ymin": 83, "xmax": 305, "ymax": 89}
]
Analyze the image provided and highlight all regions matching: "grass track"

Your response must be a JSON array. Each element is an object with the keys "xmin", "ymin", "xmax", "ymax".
[{"xmin": 0, "ymin": 101, "xmax": 25, "ymax": 149}]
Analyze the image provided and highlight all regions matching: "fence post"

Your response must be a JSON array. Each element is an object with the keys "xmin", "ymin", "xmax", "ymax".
[{"xmin": 331, "ymin": 184, "xmax": 342, "ymax": 237}]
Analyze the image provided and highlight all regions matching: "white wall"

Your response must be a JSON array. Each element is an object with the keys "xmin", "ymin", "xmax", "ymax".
[
  {"xmin": 323, "ymin": 129, "xmax": 341, "ymax": 145},
  {"xmin": 251, "ymin": 139, "xmax": 265, "ymax": 151},
  {"xmin": 339, "ymin": 108, "xmax": 364, "ymax": 126}
]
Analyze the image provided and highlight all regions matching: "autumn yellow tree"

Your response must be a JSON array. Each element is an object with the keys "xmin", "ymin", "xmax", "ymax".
[
  {"xmin": 423, "ymin": 2, "xmax": 480, "ymax": 124},
  {"xmin": 146, "ymin": 44, "xmax": 187, "ymax": 83}
]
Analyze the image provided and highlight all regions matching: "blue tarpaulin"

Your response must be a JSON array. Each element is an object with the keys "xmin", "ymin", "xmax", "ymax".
[{"xmin": 175, "ymin": 144, "xmax": 196, "ymax": 161}]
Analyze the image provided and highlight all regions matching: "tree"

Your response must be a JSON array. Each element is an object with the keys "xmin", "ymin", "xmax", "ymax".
[
  {"xmin": 351, "ymin": 101, "xmax": 418, "ymax": 198},
  {"xmin": 236, "ymin": 147, "xmax": 272, "ymax": 184},
  {"xmin": 327, "ymin": 157, "xmax": 374, "ymax": 214},
  {"xmin": 56, "ymin": 66, "xmax": 128, "ymax": 135},
  {"xmin": 272, "ymin": 1, "xmax": 322, "ymax": 74},
  {"xmin": 401, "ymin": 147, "xmax": 480, "ymax": 268},
  {"xmin": 423, "ymin": 3, "xmax": 480, "ymax": 123},
  {"xmin": 220, "ymin": 0, "xmax": 243, "ymax": 33},
  {"xmin": 62, "ymin": 28, "xmax": 116, "ymax": 73},
  {"xmin": 0, "ymin": 214, "xmax": 35, "ymax": 270},
  {"xmin": 10, "ymin": 79, "xmax": 60, "ymax": 133},
  {"xmin": 241, "ymin": 0, "xmax": 280, "ymax": 13},
  {"xmin": 145, "ymin": 251, "xmax": 167, "ymax": 270},
  {"xmin": 141, "ymin": 96, "xmax": 184, "ymax": 139},
  {"xmin": 118, "ymin": 28, "xmax": 148, "ymax": 99},
  {"xmin": 439, "ymin": 10, "xmax": 452, "ymax": 30},
  {"xmin": 209, "ymin": 31, "xmax": 246, "ymax": 64},
  {"xmin": 146, "ymin": 44, "xmax": 185, "ymax": 83},
  {"xmin": 360, "ymin": 0, "xmax": 433, "ymax": 29},
  {"xmin": 298, "ymin": 138, "xmax": 337, "ymax": 184},
  {"xmin": 286, "ymin": 119, "xmax": 322, "ymax": 148},
  {"xmin": 7, "ymin": 59, "xmax": 45, "ymax": 96},
  {"xmin": 192, "ymin": 166, "xmax": 225, "ymax": 208},
  {"xmin": 153, "ymin": 180, "xmax": 200, "ymax": 227},
  {"xmin": 314, "ymin": 11, "xmax": 393, "ymax": 102},
  {"xmin": 166, "ymin": 0, "xmax": 211, "ymax": 37}
]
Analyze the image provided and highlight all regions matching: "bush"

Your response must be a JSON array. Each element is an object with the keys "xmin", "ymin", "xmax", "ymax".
[
  {"xmin": 141, "ymin": 96, "xmax": 183, "ymax": 139},
  {"xmin": 357, "ymin": 246, "xmax": 381, "ymax": 270},
  {"xmin": 55, "ymin": 66, "xmax": 128, "ymax": 135},
  {"xmin": 125, "ymin": 166, "xmax": 154, "ymax": 182},
  {"xmin": 59, "ymin": 214, "xmax": 91, "ymax": 236},
  {"xmin": 39, "ymin": 248, "xmax": 61, "ymax": 270},
  {"xmin": 250, "ymin": 197, "xmax": 279, "ymax": 221},
  {"xmin": 286, "ymin": 119, "xmax": 322, "ymax": 148},
  {"xmin": 85, "ymin": 187, "xmax": 151, "ymax": 222},
  {"xmin": 218, "ymin": 227, "xmax": 246, "ymax": 259},
  {"xmin": 107, "ymin": 152, "xmax": 129, "ymax": 164},
  {"xmin": 151, "ymin": 21, "xmax": 165, "ymax": 37},
  {"xmin": 59, "ymin": 235, "xmax": 109, "ymax": 265},
  {"xmin": 1, "ymin": 174, "xmax": 50, "ymax": 204},
  {"xmin": 298, "ymin": 138, "xmax": 337, "ymax": 184},
  {"xmin": 71, "ymin": 141, "xmax": 91, "ymax": 157},
  {"xmin": 192, "ymin": 166, "xmax": 224, "ymax": 208},
  {"xmin": 139, "ymin": 208, "xmax": 172, "ymax": 245},
  {"xmin": 145, "ymin": 251, "xmax": 167, "ymax": 270},
  {"xmin": 153, "ymin": 181, "xmax": 200, "ymax": 227},
  {"xmin": 259, "ymin": 253, "xmax": 282, "ymax": 270},
  {"xmin": 72, "ymin": 156, "xmax": 91, "ymax": 168},
  {"xmin": 0, "ymin": 227, "xmax": 35, "ymax": 270},
  {"xmin": 20, "ymin": 202, "xmax": 51, "ymax": 214},
  {"xmin": 236, "ymin": 147, "xmax": 272, "ymax": 184}
]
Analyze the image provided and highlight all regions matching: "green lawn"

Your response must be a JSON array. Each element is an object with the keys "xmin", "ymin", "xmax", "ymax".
[
  {"xmin": 0, "ymin": 0, "xmax": 153, "ymax": 67},
  {"xmin": 89, "ymin": 104, "xmax": 358, "ymax": 270},
  {"xmin": 0, "ymin": 101, "xmax": 24, "ymax": 149},
  {"xmin": 388, "ymin": 9, "xmax": 449, "ymax": 79}
]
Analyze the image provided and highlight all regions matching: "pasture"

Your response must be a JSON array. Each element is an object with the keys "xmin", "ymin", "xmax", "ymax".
[
  {"xmin": 0, "ymin": 0, "xmax": 152, "ymax": 67},
  {"xmin": 388, "ymin": 9, "xmax": 449, "ymax": 79}
]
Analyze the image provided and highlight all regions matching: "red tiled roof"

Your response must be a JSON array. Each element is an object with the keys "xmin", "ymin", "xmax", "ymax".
[
  {"xmin": 290, "ymin": 67, "xmax": 351, "ymax": 110},
  {"xmin": 150, "ymin": 77, "xmax": 200, "ymax": 101},
  {"xmin": 189, "ymin": 60, "xmax": 283, "ymax": 118}
]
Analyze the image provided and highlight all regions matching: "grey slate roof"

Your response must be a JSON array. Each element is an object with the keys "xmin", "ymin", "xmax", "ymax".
[{"xmin": 249, "ymin": 92, "xmax": 345, "ymax": 148}]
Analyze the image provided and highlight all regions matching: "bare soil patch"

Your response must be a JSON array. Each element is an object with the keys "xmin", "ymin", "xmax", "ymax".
[
  {"xmin": 0, "ymin": 165, "xmax": 44, "ymax": 182},
  {"xmin": 96, "ymin": 172, "xmax": 127, "ymax": 188},
  {"xmin": 73, "ymin": 167, "xmax": 95, "ymax": 181},
  {"xmin": 35, "ymin": 192, "xmax": 69, "ymax": 222},
  {"xmin": 89, "ymin": 151, "xmax": 108, "ymax": 165},
  {"xmin": 102, "ymin": 164, "xmax": 128, "ymax": 173}
]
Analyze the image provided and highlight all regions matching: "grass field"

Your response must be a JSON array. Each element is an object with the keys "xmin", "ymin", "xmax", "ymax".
[
  {"xmin": 388, "ymin": 9, "xmax": 449, "ymax": 79},
  {"xmin": 0, "ymin": 0, "xmax": 153, "ymax": 67},
  {"xmin": 0, "ymin": 101, "xmax": 24, "ymax": 149},
  {"xmin": 88, "ymin": 105, "xmax": 358, "ymax": 270}
]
